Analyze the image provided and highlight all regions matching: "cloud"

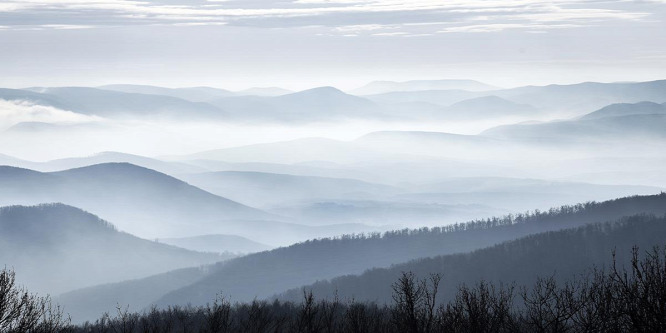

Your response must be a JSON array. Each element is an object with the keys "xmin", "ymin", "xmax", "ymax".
[
  {"xmin": 0, "ymin": 0, "xmax": 661, "ymax": 35},
  {"xmin": 0, "ymin": 99, "xmax": 102, "ymax": 130}
]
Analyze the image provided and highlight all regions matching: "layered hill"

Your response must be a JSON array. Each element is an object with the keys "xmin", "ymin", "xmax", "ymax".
[
  {"xmin": 57, "ymin": 194, "xmax": 666, "ymax": 322},
  {"xmin": 442, "ymin": 95, "xmax": 538, "ymax": 120},
  {"xmin": 19, "ymin": 87, "xmax": 226, "ymax": 119},
  {"xmin": 0, "ymin": 163, "xmax": 273, "ymax": 237},
  {"xmin": 482, "ymin": 101, "xmax": 666, "ymax": 141},
  {"xmin": 154, "ymin": 194, "xmax": 666, "ymax": 307},
  {"xmin": 209, "ymin": 86, "xmax": 386, "ymax": 122},
  {"xmin": 281, "ymin": 213, "xmax": 666, "ymax": 304},
  {"xmin": 0, "ymin": 204, "xmax": 225, "ymax": 295},
  {"xmin": 579, "ymin": 101, "xmax": 666, "ymax": 120},
  {"xmin": 495, "ymin": 80, "xmax": 666, "ymax": 115},
  {"xmin": 364, "ymin": 80, "xmax": 666, "ymax": 118}
]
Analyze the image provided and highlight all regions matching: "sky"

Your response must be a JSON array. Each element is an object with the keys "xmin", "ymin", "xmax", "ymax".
[{"xmin": 0, "ymin": 0, "xmax": 665, "ymax": 90}]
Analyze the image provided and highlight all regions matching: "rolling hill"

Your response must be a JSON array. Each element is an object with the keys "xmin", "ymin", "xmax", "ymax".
[
  {"xmin": 24, "ymin": 87, "xmax": 225, "ymax": 119},
  {"xmin": 443, "ymin": 95, "xmax": 538, "ymax": 120},
  {"xmin": 482, "ymin": 114, "xmax": 666, "ymax": 141},
  {"xmin": 153, "ymin": 194, "xmax": 666, "ymax": 308},
  {"xmin": 280, "ymin": 213, "xmax": 666, "ymax": 305},
  {"xmin": 579, "ymin": 101, "xmax": 666, "ymax": 120},
  {"xmin": 0, "ymin": 163, "xmax": 273, "ymax": 238},
  {"xmin": 0, "ymin": 151, "xmax": 206, "ymax": 176},
  {"xmin": 362, "ymin": 80, "xmax": 666, "ymax": 118},
  {"xmin": 481, "ymin": 101, "xmax": 666, "ymax": 142},
  {"xmin": 209, "ymin": 86, "xmax": 386, "ymax": 122},
  {"xmin": 0, "ymin": 204, "xmax": 225, "ymax": 295},
  {"xmin": 495, "ymin": 80, "xmax": 666, "ymax": 116},
  {"xmin": 56, "ymin": 194, "xmax": 666, "ymax": 323}
]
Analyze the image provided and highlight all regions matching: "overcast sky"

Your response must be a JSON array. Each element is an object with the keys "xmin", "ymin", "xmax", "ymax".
[{"xmin": 1, "ymin": 0, "xmax": 665, "ymax": 90}]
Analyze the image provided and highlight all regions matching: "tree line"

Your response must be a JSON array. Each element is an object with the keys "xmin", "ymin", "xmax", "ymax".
[{"xmin": 2, "ymin": 245, "xmax": 665, "ymax": 332}]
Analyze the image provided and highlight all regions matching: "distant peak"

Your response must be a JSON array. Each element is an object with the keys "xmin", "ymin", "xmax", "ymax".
[
  {"xmin": 58, "ymin": 162, "xmax": 154, "ymax": 174},
  {"xmin": 299, "ymin": 86, "xmax": 345, "ymax": 94},
  {"xmin": 581, "ymin": 101, "xmax": 666, "ymax": 120}
]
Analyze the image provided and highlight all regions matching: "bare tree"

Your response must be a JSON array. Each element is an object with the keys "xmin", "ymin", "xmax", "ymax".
[
  {"xmin": 390, "ymin": 271, "xmax": 441, "ymax": 333},
  {"xmin": 203, "ymin": 294, "xmax": 232, "ymax": 333},
  {"xmin": 0, "ymin": 268, "xmax": 70, "ymax": 333}
]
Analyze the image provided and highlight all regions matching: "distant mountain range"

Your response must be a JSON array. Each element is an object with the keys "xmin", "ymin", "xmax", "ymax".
[
  {"xmin": 23, "ymin": 87, "xmax": 226, "ymax": 119},
  {"xmin": 494, "ymin": 80, "xmax": 666, "ymax": 116},
  {"xmin": 0, "ymin": 204, "xmax": 225, "ymax": 295},
  {"xmin": 364, "ymin": 80, "xmax": 666, "ymax": 118},
  {"xmin": 579, "ymin": 101, "xmax": 666, "ymax": 120},
  {"xmin": 208, "ymin": 86, "xmax": 387, "ymax": 122},
  {"xmin": 2, "ymin": 80, "xmax": 664, "ymax": 123},
  {"xmin": 482, "ymin": 102, "xmax": 666, "ymax": 141}
]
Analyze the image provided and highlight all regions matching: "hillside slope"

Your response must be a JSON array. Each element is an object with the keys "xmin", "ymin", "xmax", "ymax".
[
  {"xmin": 0, "ymin": 204, "xmax": 225, "ymax": 295},
  {"xmin": 57, "ymin": 194, "xmax": 666, "ymax": 322},
  {"xmin": 155, "ymin": 194, "xmax": 666, "ymax": 307},
  {"xmin": 0, "ymin": 163, "xmax": 272, "ymax": 237},
  {"xmin": 281, "ymin": 214, "xmax": 666, "ymax": 305}
]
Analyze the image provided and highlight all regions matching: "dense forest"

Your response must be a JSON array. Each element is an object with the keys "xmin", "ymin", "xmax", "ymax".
[
  {"xmin": 3, "ymin": 244, "xmax": 665, "ymax": 332},
  {"xmin": 279, "ymin": 214, "xmax": 666, "ymax": 304}
]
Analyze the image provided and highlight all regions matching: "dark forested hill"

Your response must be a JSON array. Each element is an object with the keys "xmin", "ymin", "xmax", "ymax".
[
  {"xmin": 56, "ymin": 193, "xmax": 666, "ymax": 322},
  {"xmin": 0, "ymin": 204, "xmax": 225, "ymax": 295},
  {"xmin": 281, "ymin": 214, "xmax": 666, "ymax": 305},
  {"xmin": 136, "ymin": 194, "xmax": 662, "ymax": 305}
]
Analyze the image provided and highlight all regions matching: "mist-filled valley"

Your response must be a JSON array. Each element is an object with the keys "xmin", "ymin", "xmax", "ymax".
[{"xmin": 1, "ymin": 76, "xmax": 665, "ymax": 331}]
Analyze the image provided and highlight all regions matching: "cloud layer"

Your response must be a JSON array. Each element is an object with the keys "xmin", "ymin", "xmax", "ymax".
[{"xmin": 0, "ymin": 0, "xmax": 661, "ymax": 35}]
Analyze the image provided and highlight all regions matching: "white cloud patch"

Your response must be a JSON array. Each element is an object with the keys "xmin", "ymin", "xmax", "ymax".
[{"xmin": 0, "ymin": 99, "xmax": 102, "ymax": 130}]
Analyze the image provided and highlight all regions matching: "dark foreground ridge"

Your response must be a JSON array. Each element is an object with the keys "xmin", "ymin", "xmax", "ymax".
[
  {"xmin": 2, "ymin": 244, "xmax": 665, "ymax": 332},
  {"xmin": 2, "ymin": 214, "xmax": 666, "ymax": 332}
]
